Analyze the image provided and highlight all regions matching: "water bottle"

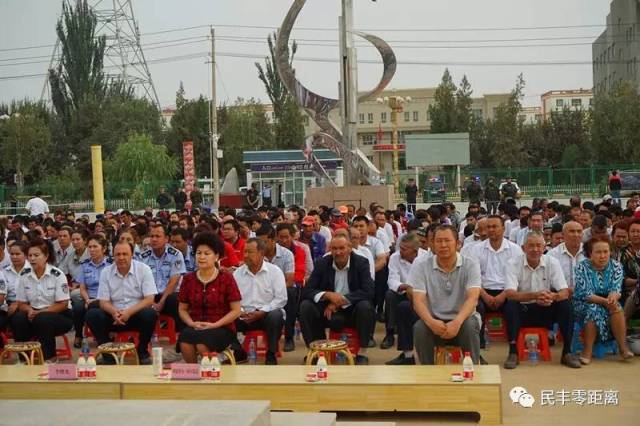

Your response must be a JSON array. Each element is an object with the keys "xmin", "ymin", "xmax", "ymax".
[
  {"xmin": 76, "ymin": 354, "xmax": 87, "ymax": 380},
  {"xmin": 248, "ymin": 338, "xmax": 257, "ymax": 365},
  {"xmin": 316, "ymin": 352, "xmax": 328, "ymax": 382},
  {"xmin": 462, "ymin": 352, "xmax": 474, "ymax": 380},
  {"xmin": 86, "ymin": 353, "xmax": 97, "ymax": 380},
  {"xmin": 151, "ymin": 333, "xmax": 163, "ymax": 375},
  {"xmin": 294, "ymin": 320, "xmax": 302, "ymax": 341},
  {"xmin": 210, "ymin": 352, "xmax": 221, "ymax": 382},
  {"xmin": 81, "ymin": 338, "xmax": 90, "ymax": 358},
  {"xmin": 484, "ymin": 328, "xmax": 490, "ymax": 350},
  {"xmin": 200, "ymin": 353, "xmax": 211, "ymax": 380},
  {"xmin": 527, "ymin": 337, "xmax": 539, "ymax": 365}
]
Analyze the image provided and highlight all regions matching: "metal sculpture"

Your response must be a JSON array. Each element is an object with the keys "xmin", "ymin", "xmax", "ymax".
[{"xmin": 275, "ymin": 0, "xmax": 397, "ymax": 185}]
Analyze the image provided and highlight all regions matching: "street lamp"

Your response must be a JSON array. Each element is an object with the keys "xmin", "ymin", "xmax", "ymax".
[{"xmin": 377, "ymin": 95, "xmax": 411, "ymax": 193}]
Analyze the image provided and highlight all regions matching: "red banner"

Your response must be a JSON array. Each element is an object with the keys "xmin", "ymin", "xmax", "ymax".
[
  {"xmin": 373, "ymin": 144, "xmax": 405, "ymax": 151},
  {"xmin": 182, "ymin": 141, "xmax": 195, "ymax": 210}
]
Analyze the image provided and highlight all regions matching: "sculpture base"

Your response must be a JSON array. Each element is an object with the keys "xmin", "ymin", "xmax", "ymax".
[{"xmin": 304, "ymin": 185, "xmax": 395, "ymax": 210}]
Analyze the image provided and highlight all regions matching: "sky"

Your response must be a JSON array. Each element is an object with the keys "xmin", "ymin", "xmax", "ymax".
[{"xmin": 0, "ymin": 0, "xmax": 613, "ymax": 109}]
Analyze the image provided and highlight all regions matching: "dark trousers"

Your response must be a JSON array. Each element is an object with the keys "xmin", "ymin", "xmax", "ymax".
[
  {"xmin": 374, "ymin": 266, "xmax": 389, "ymax": 315},
  {"xmin": 486, "ymin": 201, "xmax": 499, "ymax": 215},
  {"xmin": 10, "ymin": 310, "xmax": 73, "ymax": 359},
  {"xmin": 0, "ymin": 311, "xmax": 9, "ymax": 349},
  {"xmin": 384, "ymin": 290, "xmax": 408, "ymax": 334},
  {"xmin": 299, "ymin": 299, "xmax": 375, "ymax": 348},
  {"xmin": 235, "ymin": 310, "xmax": 284, "ymax": 354},
  {"xmin": 476, "ymin": 289, "xmax": 518, "ymax": 347},
  {"xmin": 284, "ymin": 286, "xmax": 300, "ymax": 340},
  {"xmin": 155, "ymin": 293, "xmax": 185, "ymax": 331},
  {"xmin": 72, "ymin": 300, "xmax": 100, "ymax": 339},
  {"xmin": 413, "ymin": 315, "xmax": 481, "ymax": 364},
  {"xmin": 86, "ymin": 307, "xmax": 158, "ymax": 359},
  {"xmin": 397, "ymin": 299, "xmax": 419, "ymax": 351},
  {"xmin": 504, "ymin": 299, "xmax": 574, "ymax": 355},
  {"xmin": 407, "ymin": 202, "xmax": 416, "ymax": 214},
  {"xmin": 263, "ymin": 197, "xmax": 272, "ymax": 207}
]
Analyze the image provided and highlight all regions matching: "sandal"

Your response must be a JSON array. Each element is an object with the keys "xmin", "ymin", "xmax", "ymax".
[
  {"xmin": 621, "ymin": 350, "xmax": 634, "ymax": 361},
  {"xmin": 579, "ymin": 355, "xmax": 592, "ymax": 365}
]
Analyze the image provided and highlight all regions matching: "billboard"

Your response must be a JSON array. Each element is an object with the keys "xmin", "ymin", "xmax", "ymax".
[{"xmin": 405, "ymin": 133, "xmax": 470, "ymax": 167}]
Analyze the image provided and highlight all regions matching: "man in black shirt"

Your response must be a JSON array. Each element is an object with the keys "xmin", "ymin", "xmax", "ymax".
[{"xmin": 405, "ymin": 179, "xmax": 418, "ymax": 214}]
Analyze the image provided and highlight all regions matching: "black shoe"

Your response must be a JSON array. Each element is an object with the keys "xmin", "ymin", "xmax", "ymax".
[
  {"xmin": 479, "ymin": 355, "xmax": 489, "ymax": 365},
  {"xmin": 73, "ymin": 337, "xmax": 82, "ymax": 349},
  {"xmin": 283, "ymin": 339, "xmax": 295, "ymax": 352},
  {"xmin": 366, "ymin": 338, "xmax": 376, "ymax": 348},
  {"xmin": 97, "ymin": 355, "xmax": 116, "ymax": 365},
  {"xmin": 385, "ymin": 353, "xmax": 415, "ymax": 365},
  {"xmin": 548, "ymin": 336, "xmax": 556, "ymax": 347},
  {"xmin": 355, "ymin": 354, "xmax": 369, "ymax": 365},
  {"xmin": 265, "ymin": 352, "xmax": 278, "ymax": 365},
  {"xmin": 234, "ymin": 349, "xmax": 248, "ymax": 364},
  {"xmin": 380, "ymin": 334, "xmax": 394, "ymax": 350},
  {"xmin": 139, "ymin": 357, "xmax": 152, "ymax": 365},
  {"xmin": 376, "ymin": 312, "xmax": 385, "ymax": 323}
]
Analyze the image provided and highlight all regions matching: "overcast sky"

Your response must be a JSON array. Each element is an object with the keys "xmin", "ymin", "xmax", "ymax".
[{"xmin": 0, "ymin": 0, "xmax": 612, "ymax": 109}]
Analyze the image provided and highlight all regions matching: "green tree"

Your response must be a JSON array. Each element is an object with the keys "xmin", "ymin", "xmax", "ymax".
[
  {"xmin": 255, "ymin": 32, "xmax": 304, "ymax": 149},
  {"xmin": 0, "ymin": 106, "xmax": 51, "ymax": 191},
  {"xmin": 488, "ymin": 74, "xmax": 529, "ymax": 167},
  {"xmin": 590, "ymin": 81, "xmax": 640, "ymax": 163},
  {"xmin": 106, "ymin": 133, "xmax": 178, "ymax": 183},
  {"xmin": 455, "ymin": 75, "xmax": 473, "ymax": 132},
  {"xmin": 428, "ymin": 69, "xmax": 458, "ymax": 133}
]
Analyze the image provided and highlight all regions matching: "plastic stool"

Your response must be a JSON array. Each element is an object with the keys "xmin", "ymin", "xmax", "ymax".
[
  {"xmin": 242, "ymin": 330, "xmax": 281, "ymax": 358},
  {"xmin": 484, "ymin": 312, "xmax": 507, "ymax": 341},
  {"xmin": 434, "ymin": 346, "xmax": 463, "ymax": 365},
  {"xmin": 571, "ymin": 323, "xmax": 619, "ymax": 359},
  {"xmin": 328, "ymin": 327, "xmax": 361, "ymax": 362},
  {"xmin": 155, "ymin": 314, "xmax": 177, "ymax": 344},
  {"xmin": 55, "ymin": 334, "xmax": 73, "ymax": 361},
  {"xmin": 517, "ymin": 328, "xmax": 552, "ymax": 362}
]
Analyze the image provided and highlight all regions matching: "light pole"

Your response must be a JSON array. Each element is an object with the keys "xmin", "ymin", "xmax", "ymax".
[{"xmin": 377, "ymin": 95, "xmax": 411, "ymax": 193}]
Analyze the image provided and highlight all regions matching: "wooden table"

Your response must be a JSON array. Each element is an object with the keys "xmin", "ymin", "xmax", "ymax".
[{"xmin": 0, "ymin": 365, "xmax": 502, "ymax": 424}]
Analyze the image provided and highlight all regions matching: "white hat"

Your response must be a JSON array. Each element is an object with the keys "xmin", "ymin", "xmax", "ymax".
[{"xmin": 602, "ymin": 194, "xmax": 613, "ymax": 202}]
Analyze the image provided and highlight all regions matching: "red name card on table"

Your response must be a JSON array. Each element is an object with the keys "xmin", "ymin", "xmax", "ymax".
[
  {"xmin": 170, "ymin": 363, "xmax": 201, "ymax": 380},
  {"xmin": 47, "ymin": 364, "xmax": 78, "ymax": 380}
]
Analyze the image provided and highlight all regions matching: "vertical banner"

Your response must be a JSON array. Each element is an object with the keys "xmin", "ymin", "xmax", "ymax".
[
  {"xmin": 182, "ymin": 141, "xmax": 195, "ymax": 211},
  {"xmin": 91, "ymin": 145, "xmax": 105, "ymax": 213}
]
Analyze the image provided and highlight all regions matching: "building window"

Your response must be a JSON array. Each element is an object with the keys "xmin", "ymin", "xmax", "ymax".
[
  {"xmin": 381, "ymin": 112, "xmax": 387, "ymax": 123},
  {"xmin": 359, "ymin": 113, "xmax": 364, "ymax": 124},
  {"xmin": 404, "ymin": 111, "xmax": 410, "ymax": 122},
  {"xmin": 426, "ymin": 110, "xmax": 431, "ymax": 121},
  {"xmin": 367, "ymin": 113, "xmax": 373, "ymax": 124},
  {"xmin": 589, "ymin": 98, "xmax": 593, "ymax": 106},
  {"xmin": 362, "ymin": 134, "xmax": 374, "ymax": 145},
  {"xmin": 556, "ymin": 99, "xmax": 564, "ymax": 108},
  {"xmin": 413, "ymin": 111, "xmax": 419, "ymax": 122},
  {"xmin": 571, "ymin": 99, "xmax": 582, "ymax": 107},
  {"xmin": 367, "ymin": 155, "xmax": 374, "ymax": 163}
]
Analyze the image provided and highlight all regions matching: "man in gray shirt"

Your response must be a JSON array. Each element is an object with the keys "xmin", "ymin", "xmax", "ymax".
[{"xmin": 409, "ymin": 225, "xmax": 482, "ymax": 364}]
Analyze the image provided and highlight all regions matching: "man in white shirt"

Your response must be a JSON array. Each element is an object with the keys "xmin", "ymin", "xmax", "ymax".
[
  {"xmin": 469, "ymin": 215, "xmax": 523, "ymax": 352},
  {"xmin": 516, "ymin": 210, "xmax": 545, "ymax": 246},
  {"xmin": 460, "ymin": 217, "xmax": 488, "ymax": 254},
  {"xmin": 347, "ymin": 227, "xmax": 375, "ymax": 280},
  {"xmin": 547, "ymin": 221, "xmax": 585, "ymax": 291},
  {"xmin": 384, "ymin": 234, "xmax": 428, "ymax": 364},
  {"xmin": 233, "ymin": 238, "xmax": 287, "ymax": 365},
  {"xmin": 504, "ymin": 231, "xmax": 581, "ymax": 369},
  {"xmin": 25, "ymin": 191, "xmax": 49, "ymax": 217}
]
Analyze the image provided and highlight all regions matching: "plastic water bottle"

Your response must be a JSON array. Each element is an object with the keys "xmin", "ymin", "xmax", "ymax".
[
  {"xmin": 527, "ymin": 337, "xmax": 539, "ymax": 366},
  {"xmin": 76, "ymin": 354, "xmax": 87, "ymax": 380},
  {"xmin": 81, "ymin": 338, "xmax": 90, "ymax": 358},
  {"xmin": 294, "ymin": 320, "xmax": 302, "ymax": 341},
  {"xmin": 248, "ymin": 338, "xmax": 257, "ymax": 365},
  {"xmin": 484, "ymin": 328, "xmax": 490, "ymax": 350},
  {"xmin": 86, "ymin": 353, "xmax": 97, "ymax": 380},
  {"xmin": 462, "ymin": 352, "xmax": 474, "ymax": 380},
  {"xmin": 210, "ymin": 352, "xmax": 221, "ymax": 382},
  {"xmin": 151, "ymin": 333, "xmax": 163, "ymax": 375},
  {"xmin": 200, "ymin": 353, "xmax": 211, "ymax": 379},
  {"xmin": 316, "ymin": 352, "xmax": 328, "ymax": 382}
]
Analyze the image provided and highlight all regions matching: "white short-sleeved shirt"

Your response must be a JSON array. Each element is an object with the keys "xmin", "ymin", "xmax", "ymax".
[
  {"xmin": 408, "ymin": 254, "xmax": 481, "ymax": 321},
  {"xmin": 233, "ymin": 261, "xmax": 287, "ymax": 314},
  {"xmin": 365, "ymin": 235, "xmax": 388, "ymax": 260},
  {"xmin": 376, "ymin": 227, "xmax": 391, "ymax": 249},
  {"xmin": 547, "ymin": 243, "xmax": 585, "ymax": 289},
  {"xmin": 265, "ymin": 244, "xmax": 295, "ymax": 277},
  {"xmin": 0, "ymin": 262, "xmax": 30, "ymax": 311},
  {"xmin": 469, "ymin": 238, "xmax": 523, "ymax": 291},
  {"xmin": 387, "ymin": 248, "xmax": 429, "ymax": 293},
  {"xmin": 318, "ymin": 226, "xmax": 333, "ymax": 246},
  {"xmin": 505, "ymin": 254, "xmax": 567, "ymax": 303},
  {"xmin": 354, "ymin": 246, "xmax": 375, "ymax": 280},
  {"xmin": 25, "ymin": 197, "xmax": 49, "ymax": 216},
  {"xmin": 97, "ymin": 260, "xmax": 158, "ymax": 310},
  {"xmin": 15, "ymin": 264, "xmax": 69, "ymax": 310}
]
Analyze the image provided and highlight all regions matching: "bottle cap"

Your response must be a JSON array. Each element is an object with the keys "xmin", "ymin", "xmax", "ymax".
[
  {"xmin": 211, "ymin": 352, "xmax": 217, "ymax": 356},
  {"xmin": 464, "ymin": 351, "xmax": 471, "ymax": 356}
]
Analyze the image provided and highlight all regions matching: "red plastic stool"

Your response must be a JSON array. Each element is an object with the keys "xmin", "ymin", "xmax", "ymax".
[
  {"xmin": 55, "ymin": 334, "xmax": 73, "ymax": 360},
  {"xmin": 155, "ymin": 314, "xmax": 177, "ymax": 344},
  {"xmin": 114, "ymin": 331, "xmax": 146, "ymax": 359},
  {"xmin": 435, "ymin": 346, "xmax": 463, "ymax": 364},
  {"xmin": 517, "ymin": 328, "xmax": 552, "ymax": 362},
  {"xmin": 328, "ymin": 328, "xmax": 361, "ymax": 362},
  {"xmin": 485, "ymin": 312, "xmax": 508, "ymax": 341},
  {"xmin": 242, "ymin": 330, "xmax": 282, "ymax": 358}
]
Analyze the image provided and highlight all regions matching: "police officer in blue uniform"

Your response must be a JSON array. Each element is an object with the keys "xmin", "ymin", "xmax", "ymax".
[
  {"xmin": 72, "ymin": 235, "xmax": 112, "ymax": 347},
  {"xmin": 140, "ymin": 224, "xmax": 186, "ymax": 337},
  {"xmin": 170, "ymin": 228, "xmax": 196, "ymax": 273}
]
